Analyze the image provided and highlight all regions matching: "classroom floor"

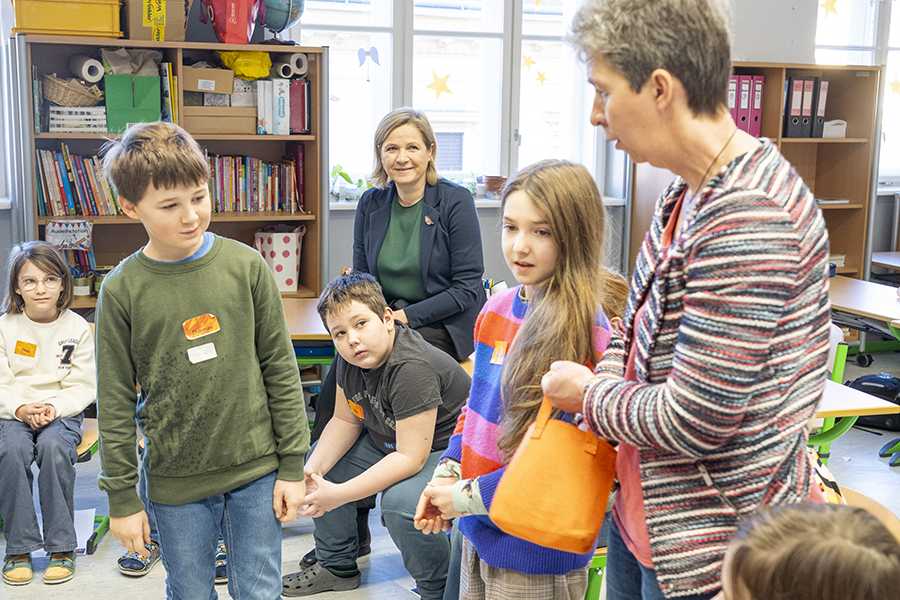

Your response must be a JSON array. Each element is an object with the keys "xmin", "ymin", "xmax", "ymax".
[{"xmin": 3, "ymin": 351, "xmax": 900, "ymax": 599}]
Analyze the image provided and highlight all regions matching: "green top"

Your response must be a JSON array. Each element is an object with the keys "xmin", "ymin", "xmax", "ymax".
[
  {"xmin": 95, "ymin": 235, "xmax": 309, "ymax": 517},
  {"xmin": 377, "ymin": 196, "xmax": 427, "ymax": 304}
]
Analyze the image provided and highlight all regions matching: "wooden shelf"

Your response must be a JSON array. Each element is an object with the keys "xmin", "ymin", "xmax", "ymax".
[
  {"xmin": 20, "ymin": 36, "xmax": 327, "ymax": 297},
  {"xmin": 630, "ymin": 61, "xmax": 881, "ymax": 281},
  {"xmin": 37, "ymin": 212, "xmax": 316, "ymax": 225},
  {"xmin": 780, "ymin": 138, "xmax": 867, "ymax": 144},
  {"xmin": 817, "ymin": 203, "xmax": 864, "ymax": 210},
  {"xmin": 71, "ymin": 284, "xmax": 317, "ymax": 310},
  {"xmin": 36, "ymin": 132, "xmax": 316, "ymax": 142}
]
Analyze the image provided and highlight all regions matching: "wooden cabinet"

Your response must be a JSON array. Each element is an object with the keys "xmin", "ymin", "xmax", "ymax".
[
  {"xmin": 630, "ymin": 62, "xmax": 882, "ymax": 279},
  {"xmin": 9, "ymin": 35, "xmax": 328, "ymax": 307}
]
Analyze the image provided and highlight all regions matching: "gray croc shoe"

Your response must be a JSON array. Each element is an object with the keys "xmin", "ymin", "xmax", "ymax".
[{"xmin": 282, "ymin": 563, "xmax": 360, "ymax": 597}]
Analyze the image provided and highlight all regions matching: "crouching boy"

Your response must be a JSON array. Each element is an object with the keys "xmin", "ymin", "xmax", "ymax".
[{"xmin": 282, "ymin": 272, "xmax": 469, "ymax": 599}]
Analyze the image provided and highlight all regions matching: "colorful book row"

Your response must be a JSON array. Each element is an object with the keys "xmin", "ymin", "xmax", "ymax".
[
  {"xmin": 207, "ymin": 150, "xmax": 304, "ymax": 214},
  {"xmin": 35, "ymin": 144, "xmax": 120, "ymax": 217}
]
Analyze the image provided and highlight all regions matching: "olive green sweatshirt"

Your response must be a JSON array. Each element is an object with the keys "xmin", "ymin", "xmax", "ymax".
[{"xmin": 96, "ymin": 235, "xmax": 309, "ymax": 517}]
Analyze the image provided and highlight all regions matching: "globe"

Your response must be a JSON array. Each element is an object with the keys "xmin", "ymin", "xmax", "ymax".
[{"xmin": 263, "ymin": 0, "xmax": 305, "ymax": 34}]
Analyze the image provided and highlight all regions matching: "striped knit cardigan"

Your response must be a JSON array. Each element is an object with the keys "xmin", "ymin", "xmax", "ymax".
[{"xmin": 584, "ymin": 140, "xmax": 831, "ymax": 598}]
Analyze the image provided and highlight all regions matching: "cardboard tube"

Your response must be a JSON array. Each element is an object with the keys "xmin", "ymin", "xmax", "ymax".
[
  {"xmin": 68, "ymin": 55, "xmax": 104, "ymax": 83},
  {"xmin": 271, "ymin": 62, "xmax": 294, "ymax": 79},
  {"xmin": 277, "ymin": 53, "xmax": 308, "ymax": 76}
]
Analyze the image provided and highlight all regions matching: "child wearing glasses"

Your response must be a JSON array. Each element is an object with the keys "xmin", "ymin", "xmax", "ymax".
[{"xmin": 0, "ymin": 241, "xmax": 96, "ymax": 586}]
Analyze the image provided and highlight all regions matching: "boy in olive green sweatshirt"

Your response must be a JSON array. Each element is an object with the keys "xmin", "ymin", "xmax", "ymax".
[{"xmin": 96, "ymin": 122, "xmax": 309, "ymax": 599}]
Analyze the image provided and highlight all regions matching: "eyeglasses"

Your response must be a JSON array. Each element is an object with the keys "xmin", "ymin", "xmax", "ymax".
[{"xmin": 18, "ymin": 276, "xmax": 62, "ymax": 292}]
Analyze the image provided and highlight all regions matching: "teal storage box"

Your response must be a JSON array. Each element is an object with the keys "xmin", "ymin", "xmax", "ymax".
[{"xmin": 105, "ymin": 75, "xmax": 161, "ymax": 133}]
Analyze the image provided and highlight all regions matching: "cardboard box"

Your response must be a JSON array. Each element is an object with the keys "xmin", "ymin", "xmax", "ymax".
[
  {"xmin": 182, "ymin": 67, "xmax": 234, "ymax": 95},
  {"xmin": 105, "ymin": 75, "xmax": 162, "ymax": 134},
  {"xmin": 123, "ymin": 0, "xmax": 188, "ymax": 41},
  {"xmin": 182, "ymin": 107, "xmax": 257, "ymax": 135}
]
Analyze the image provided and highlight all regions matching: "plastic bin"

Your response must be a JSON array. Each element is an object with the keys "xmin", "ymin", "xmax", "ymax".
[{"xmin": 12, "ymin": 0, "xmax": 123, "ymax": 38}]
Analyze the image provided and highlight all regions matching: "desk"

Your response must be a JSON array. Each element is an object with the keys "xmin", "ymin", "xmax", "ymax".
[
  {"xmin": 282, "ymin": 297, "xmax": 330, "ymax": 340},
  {"xmin": 809, "ymin": 379, "xmax": 900, "ymax": 457},
  {"xmin": 281, "ymin": 298, "xmax": 334, "ymax": 374},
  {"xmin": 872, "ymin": 252, "xmax": 900, "ymax": 271},
  {"xmin": 828, "ymin": 276, "xmax": 900, "ymax": 364}
]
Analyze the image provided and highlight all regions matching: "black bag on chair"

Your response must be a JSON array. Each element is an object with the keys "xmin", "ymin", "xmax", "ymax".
[{"xmin": 845, "ymin": 373, "xmax": 900, "ymax": 431}]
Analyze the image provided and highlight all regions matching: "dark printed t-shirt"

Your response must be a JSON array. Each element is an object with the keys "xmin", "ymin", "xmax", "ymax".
[{"xmin": 335, "ymin": 324, "xmax": 469, "ymax": 454}]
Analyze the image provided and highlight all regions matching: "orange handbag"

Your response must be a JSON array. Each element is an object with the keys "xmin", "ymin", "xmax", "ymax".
[{"xmin": 489, "ymin": 397, "xmax": 617, "ymax": 554}]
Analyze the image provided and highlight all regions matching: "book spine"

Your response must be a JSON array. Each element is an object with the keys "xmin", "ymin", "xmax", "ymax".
[
  {"xmin": 55, "ymin": 152, "xmax": 76, "ymax": 215},
  {"xmin": 43, "ymin": 150, "xmax": 63, "ymax": 216},
  {"xmin": 75, "ymin": 156, "xmax": 97, "ymax": 216},
  {"xmin": 83, "ymin": 156, "xmax": 101, "ymax": 216},
  {"xmin": 34, "ymin": 149, "xmax": 48, "ymax": 216}
]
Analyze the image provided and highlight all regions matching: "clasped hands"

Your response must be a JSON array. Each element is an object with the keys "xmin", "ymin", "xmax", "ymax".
[
  {"xmin": 413, "ymin": 477, "xmax": 462, "ymax": 535},
  {"xmin": 15, "ymin": 402, "xmax": 56, "ymax": 430}
]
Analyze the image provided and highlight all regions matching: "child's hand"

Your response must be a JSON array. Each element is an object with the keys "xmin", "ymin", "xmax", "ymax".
[
  {"xmin": 303, "ymin": 464, "xmax": 321, "ymax": 495},
  {"xmin": 15, "ymin": 402, "xmax": 55, "ymax": 430},
  {"xmin": 110, "ymin": 511, "xmax": 151, "ymax": 555},
  {"xmin": 273, "ymin": 479, "xmax": 306, "ymax": 522},
  {"xmin": 414, "ymin": 478, "xmax": 457, "ymax": 534},
  {"xmin": 299, "ymin": 473, "xmax": 345, "ymax": 518},
  {"xmin": 420, "ymin": 482, "xmax": 461, "ymax": 524}
]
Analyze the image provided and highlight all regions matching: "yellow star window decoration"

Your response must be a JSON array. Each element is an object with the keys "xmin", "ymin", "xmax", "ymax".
[
  {"xmin": 522, "ymin": 55, "xmax": 536, "ymax": 70},
  {"xmin": 890, "ymin": 75, "xmax": 900, "ymax": 96},
  {"xmin": 426, "ymin": 71, "xmax": 452, "ymax": 100},
  {"xmin": 536, "ymin": 71, "xmax": 548, "ymax": 86},
  {"xmin": 820, "ymin": 0, "xmax": 838, "ymax": 18}
]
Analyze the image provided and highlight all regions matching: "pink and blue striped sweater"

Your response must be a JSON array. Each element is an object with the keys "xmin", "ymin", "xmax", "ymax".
[{"xmin": 441, "ymin": 286, "xmax": 612, "ymax": 574}]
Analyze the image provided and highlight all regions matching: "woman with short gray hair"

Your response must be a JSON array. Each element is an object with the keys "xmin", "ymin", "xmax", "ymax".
[{"xmin": 542, "ymin": 1, "xmax": 832, "ymax": 599}]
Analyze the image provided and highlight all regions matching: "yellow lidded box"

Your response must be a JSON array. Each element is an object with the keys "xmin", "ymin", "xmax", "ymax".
[{"xmin": 12, "ymin": 0, "xmax": 123, "ymax": 38}]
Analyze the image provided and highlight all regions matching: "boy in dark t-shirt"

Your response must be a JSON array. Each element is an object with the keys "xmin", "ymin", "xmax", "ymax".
[{"xmin": 282, "ymin": 272, "xmax": 468, "ymax": 599}]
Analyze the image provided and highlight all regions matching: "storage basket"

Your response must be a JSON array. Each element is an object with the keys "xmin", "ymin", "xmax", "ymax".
[{"xmin": 42, "ymin": 75, "xmax": 104, "ymax": 108}]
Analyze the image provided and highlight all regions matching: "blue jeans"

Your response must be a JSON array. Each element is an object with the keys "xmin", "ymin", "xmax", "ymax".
[
  {"xmin": 606, "ymin": 518, "xmax": 717, "ymax": 600},
  {"xmin": 0, "ymin": 415, "xmax": 83, "ymax": 554},
  {"xmin": 310, "ymin": 434, "xmax": 450, "ymax": 600},
  {"xmin": 147, "ymin": 471, "xmax": 282, "ymax": 600}
]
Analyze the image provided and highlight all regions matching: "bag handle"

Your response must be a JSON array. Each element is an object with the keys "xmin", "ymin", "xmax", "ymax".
[
  {"xmin": 532, "ymin": 396, "xmax": 601, "ymax": 456},
  {"xmin": 532, "ymin": 397, "xmax": 555, "ymax": 439}
]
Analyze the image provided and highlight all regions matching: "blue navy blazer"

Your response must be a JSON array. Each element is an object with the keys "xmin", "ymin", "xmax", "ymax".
[{"xmin": 353, "ymin": 179, "xmax": 486, "ymax": 359}]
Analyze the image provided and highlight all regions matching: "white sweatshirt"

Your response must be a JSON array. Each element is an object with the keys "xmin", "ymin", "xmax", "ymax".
[{"xmin": 0, "ymin": 310, "xmax": 96, "ymax": 420}]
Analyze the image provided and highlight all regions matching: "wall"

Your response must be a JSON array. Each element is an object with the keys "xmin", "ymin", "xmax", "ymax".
[
  {"xmin": 326, "ymin": 203, "xmax": 514, "ymax": 284},
  {"xmin": 729, "ymin": 0, "xmax": 817, "ymax": 64}
]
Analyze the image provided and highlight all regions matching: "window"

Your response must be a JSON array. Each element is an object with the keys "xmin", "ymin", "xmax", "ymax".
[
  {"xmin": 287, "ymin": 0, "xmax": 609, "ymax": 191},
  {"xmin": 814, "ymin": 0, "xmax": 899, "ymax": 182}
]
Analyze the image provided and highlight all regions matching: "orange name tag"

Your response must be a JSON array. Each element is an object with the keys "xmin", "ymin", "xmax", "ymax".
[
  {"xmin": 182, "ymin": 314, "xmax": 221, "ymax": 340},
  {"xmin": 490, "ymin": 341, "xmax": 508, "ymax": 365},
  {"xmin": 347, "ymin": 399, "xmax": 364, "ymax": 420},
  {"xmin": 14, "ymin": 340, "xmax": 37, "ymax": 358}
]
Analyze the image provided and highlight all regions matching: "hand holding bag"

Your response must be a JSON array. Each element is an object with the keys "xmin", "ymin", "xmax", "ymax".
[{"xmin": 489, "ymin": 397, "xmax": 617, "ymax": 554}]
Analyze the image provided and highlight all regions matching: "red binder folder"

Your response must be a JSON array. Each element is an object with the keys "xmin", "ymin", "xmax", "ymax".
[
  {"xmin": 783, "ymin": 77, "xmax": 804, "ymax": 137},
  {"xmin": 749, "ymin": 75, "xmax": 764, "ymax": 137},
  {"xmin": 811, "ymin": 77, "xmax": 828, "ymax": 138},
  {"xmin": 737, "ymin": 76, "xmax": 752, "ymax": 133},
  {"xmin": 800, "ymin": 78, "xmax": 815, "ymax": 137},
  {"xmin": 728, "ymin": 75, "xmax": 739, "ymax": 126}
]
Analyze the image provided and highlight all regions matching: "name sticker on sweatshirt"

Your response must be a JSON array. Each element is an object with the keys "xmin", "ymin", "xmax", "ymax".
[
  {"xmin": 490, "ymin": 341, "xmax": 508, "ymax": 365},
  {"xmin": 187, "ymin": 342, "xmax": 217, "ymax": 364},
  {"xmin": 183, "ymin": 314, "xmax": 220, "ymax": 340},
  {"xmin": 14, "ymin": 340, "xmax": 37, "ymax": 358}
]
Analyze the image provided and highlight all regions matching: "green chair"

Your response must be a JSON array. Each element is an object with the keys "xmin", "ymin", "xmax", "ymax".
[{"xmin": 584, "ymin": 547, "xmax": 607, "ymax": 600}]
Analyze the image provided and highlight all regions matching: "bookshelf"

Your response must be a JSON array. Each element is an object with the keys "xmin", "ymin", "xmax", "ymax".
[
  {"xmin": 9, "ymin": 35, "xmax": 328, "ymax": 304},
  {"xmin": 630, "ymin": 62, "xmax": 882, "ymax": 281}
]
